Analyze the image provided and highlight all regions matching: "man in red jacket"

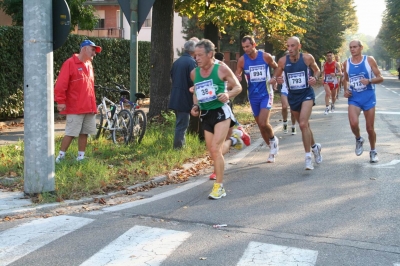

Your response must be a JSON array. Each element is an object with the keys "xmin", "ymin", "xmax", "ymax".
[{"xmin": 54, "ymin": 40, "xmax": 102, "ymax": 163}]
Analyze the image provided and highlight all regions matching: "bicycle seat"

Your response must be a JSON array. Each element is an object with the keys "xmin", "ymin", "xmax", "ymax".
[
  {"xmin": 120, "ymin": 90, "xmax": 130, "ymax": 97},
  {"xmin": 135, "ymin": 92, "xmax": 146, "ymax": 99}
]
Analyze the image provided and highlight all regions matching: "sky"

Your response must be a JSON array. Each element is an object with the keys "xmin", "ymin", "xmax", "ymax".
[{"xmin": 353, "ymin": 0, "xmax": 386, "ymax": 37}]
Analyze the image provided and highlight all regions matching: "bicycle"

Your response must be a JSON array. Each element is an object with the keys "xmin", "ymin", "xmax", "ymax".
[
  {"xmin": 113, "ymin": 82, "xmax": 147, "ymax": 144},
  {"xmin": 94, "ymin": 85, "xmax": 133, "ymax": 145}
]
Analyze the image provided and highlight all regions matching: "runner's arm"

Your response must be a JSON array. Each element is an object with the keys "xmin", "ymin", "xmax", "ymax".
[
  {"xmin": 367, "ymin": 56, "xmax": 384, "ymax": 84},
  {"xmin": 235, "ymin": 56, "xmax": 245, "ymax": 82}
]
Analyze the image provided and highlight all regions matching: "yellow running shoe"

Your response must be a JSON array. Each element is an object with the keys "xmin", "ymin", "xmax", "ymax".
[
  {"xmin": 231, "ymin": 133, "xmax": 244, "ymax": 150},
  {"xmin": 208, "ymin": 183, "xmax": 226, "ymax": 199}
]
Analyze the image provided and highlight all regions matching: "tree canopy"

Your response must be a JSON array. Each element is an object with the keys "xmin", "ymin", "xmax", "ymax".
[
  {"xmin": 0, "ymin": 0, "xmax": 98, "ymax": 31},
  {"xmin": 377, "ymin": 0, "xmax": 400, "ymax": 59}
]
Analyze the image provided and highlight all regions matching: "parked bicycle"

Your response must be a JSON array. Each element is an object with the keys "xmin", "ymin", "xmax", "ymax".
[
  {"xmin": 113, "ymin": 82, "xmax": 147, "ymax": 144},
  {"xmin": 94, "ymin": 85, "xmax": 133, "ymax": 145}
]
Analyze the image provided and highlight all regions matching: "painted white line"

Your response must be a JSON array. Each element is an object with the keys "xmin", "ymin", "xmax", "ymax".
[
  {"xmin": 80, "ymin": 225, "xmax": 190, "ymax": 266},
  {"xmin": 393, "ymin": 263, "xmax": 400, "ymax": 266},
  {"xmin": 314, "ymin": 111, "xmax": 400, "ymax": 115},
  {"xmin": 0, "ymin": 215, "xmax": 94, "ymax": 266},
  {"xmin": 366, "ymin": 159, "xmax": 400, "ymax": 168},
  {"xmin": 237, "ymin": 242, "xmax": 318, "ymax": 266}
]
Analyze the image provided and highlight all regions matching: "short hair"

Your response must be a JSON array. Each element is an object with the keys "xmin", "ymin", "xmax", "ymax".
[
  {"xmin": 184, "ymin": 40, "xmax": 197, "ymax": 53},
  {"xmin": 350, "ymin": 40, "xmax": 363, "ymax": 47},
  {"xmin": 215, "ymin": 52, "xmax": 224, "ymax": 61},
  {"xmin": 241, "ymin": 35, "xmax": 256, "ymax": 45},
  {"xmin": 189, "ymin": 37, "xmax": 200, "ymax": 42},
  {"xmin": 195, "ymin": 39, "xmax": 215, "ymax": 55},
  {"xmin": 326, "ymin": 51, "xmax": 334, "ymax": 55}
]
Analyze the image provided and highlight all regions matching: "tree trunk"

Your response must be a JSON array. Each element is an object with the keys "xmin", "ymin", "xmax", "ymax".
[
  {"xmin": 204, "ymin": 23, "xmax": 220, "ymax": 51},
  {"xmin": 148, "ymin": 0, "xmax": 174, "ymax": 120},
  {"xmin": 234, "ymin": 31, "xmax": 249, "ymax": 104}
]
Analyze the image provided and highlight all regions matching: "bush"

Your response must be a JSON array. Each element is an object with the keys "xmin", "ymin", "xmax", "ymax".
[{"xmin": 0, "ymin": 26, "xmax": 151, "ymax": 118}]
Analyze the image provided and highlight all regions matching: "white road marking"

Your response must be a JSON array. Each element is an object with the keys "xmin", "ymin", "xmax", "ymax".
[
  {"xmin": 80, "ymin": 225, "xmax": 190, "ymax": 266},
  {"xmin": 237, "ymin": 242, "xmax": 318, "ymax": 266},
  {"xmin": 315, "ymin": 111, "xmax": 400, "ymax": 115},
  {"xmin": 366, "ymin": 160, "xmax": 400, "ymax": 168},
  {"xmin": 393, "ymin": 263, "xmax": 400, "ymax": 266},
  {"xmin": 0, "ymin": 215, "xmax": 94, "ymax": 266}
]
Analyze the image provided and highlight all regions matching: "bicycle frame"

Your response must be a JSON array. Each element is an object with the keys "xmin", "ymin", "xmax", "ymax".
[{"xmin": 97, "ymin": 96, "xmax": 120, "ymax": 131}]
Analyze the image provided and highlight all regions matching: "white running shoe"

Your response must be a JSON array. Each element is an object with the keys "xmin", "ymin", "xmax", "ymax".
[
  {"xmin": 331, "ymin": 104, "xmax": 335, "ymax": 113},
  {"xmin": 267, "ymin": 154, "xmax": 275, "ymax": 163},
  {"xmin": 312, "ymin": 143, "xmax": 322, "ymax": 164},
  {"xmin": 370, "ymin": 151, "xmax": 379, "ymax": 163},
  {"xmin": 355, "ymin": 137, "xmax": 364, "ymax": 156},
  {"xmin": 291, "ymin": 127, "xmax": 297, "ymax": 135},
  {"xmin": 324, "ymin": 107, "xmax": 330, "ymax": 115},
  {"xmin": 269, "ymin": 136, "xmax": 279, "ymax": 155},
  {"xmin": 305, "ymin": 156, "xmax": 314, "ymax": 170}
]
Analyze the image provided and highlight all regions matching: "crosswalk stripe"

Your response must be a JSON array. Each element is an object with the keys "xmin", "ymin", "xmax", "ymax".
[
  {"xmin": 0, "ymin": 215, "xmax": 94, "ymax": 266},
  {"xmin": 237, "ymin": 242, "xmax": 318, "ymax": 266},
  {"xmin": 80, "ymin": 225, "xmax": 191, "ymax": 266}
]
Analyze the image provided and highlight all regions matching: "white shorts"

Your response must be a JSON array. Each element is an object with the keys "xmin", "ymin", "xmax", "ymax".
[{"xmin": 65, "ymin": 114, "xmax": 96, "ymax": 137}]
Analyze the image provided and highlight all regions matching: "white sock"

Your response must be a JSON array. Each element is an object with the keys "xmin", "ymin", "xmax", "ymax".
[
  {"xmin": 77, "ymin": 151, "xmax": 85, "ymax": 159},
  {"xmin": 305, "ymin": 152, "xmax": 312, "ymax": 158},
  {"xmin": 57, "ymin": 151, "xmax": 65, "ymax": 158},
  {"xmin": 230, "ymin": 137, "xmax": 237, "ymax": 146}
]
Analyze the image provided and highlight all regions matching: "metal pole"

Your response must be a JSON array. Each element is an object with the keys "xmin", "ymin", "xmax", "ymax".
[
  {"xmin": 23, "ymin": 0, "xmax": 55, "ymax": 194},
  {"xmin": 130, "ymin": 0, "xmax": 138, "ymax": 102}
]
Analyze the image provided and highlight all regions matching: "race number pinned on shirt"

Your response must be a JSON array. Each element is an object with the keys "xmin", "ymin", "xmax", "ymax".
[
  {"xmin": 349, "ymin": 75, "xmax": 367, "ymax": 92},
  {"xmin": 249, "ymin": 65, "xmax": 266, "ymax": 83},
  {"xmin": 195, "ymin": 79, "xmax": 217, "ymax": 103},
  {"xmin": 287, "ymin": 71, "xmax": 307, "ymax": 90},
  {"xmin": 325, "ymin": 75, "xmax": 335, "ymax": 82}
]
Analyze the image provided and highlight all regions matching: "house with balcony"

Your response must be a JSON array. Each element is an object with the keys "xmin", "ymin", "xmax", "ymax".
[{"xmin": 83, "ymin": 0, "xmax": 186, "ymax": 59}]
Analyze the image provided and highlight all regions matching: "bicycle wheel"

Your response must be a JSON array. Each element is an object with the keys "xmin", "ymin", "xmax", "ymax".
[
  {"xmin": 112, "ymin": 109, "xmax": 133, "ymax": 145},
  {"xmin": 95, "ymin": 105, "xmax": 112, "ymax": 140},
  {"xmin": 131, "ymin": 109, "xmax": 147, "ymax": 144}
]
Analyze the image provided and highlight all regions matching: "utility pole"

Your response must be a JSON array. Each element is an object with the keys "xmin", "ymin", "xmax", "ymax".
[
  {"xmin": 130, "ymin": 0, "xmax": 139, "ymax": 102},
  {"xmin": 23, "ymin": 0, "xmax": 55, "ymax": 194}
]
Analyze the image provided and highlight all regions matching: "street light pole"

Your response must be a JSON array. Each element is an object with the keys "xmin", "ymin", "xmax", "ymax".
[
  {"xmin": 23, "ymin": 0, "xmax": 55, "ymax": 194},
  {"xmin": 130, "ymin": 0, "xmax": 138, "ymax": 102}
]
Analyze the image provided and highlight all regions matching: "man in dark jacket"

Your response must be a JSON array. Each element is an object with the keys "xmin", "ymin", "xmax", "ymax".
[{"xmin": 168, "ymin": 39, "xmax": 198, "ymax": 149}]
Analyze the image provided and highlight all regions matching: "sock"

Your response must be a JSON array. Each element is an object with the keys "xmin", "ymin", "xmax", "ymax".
[
  {"xmin": 230, "ymin": 137, "xmax": 237, "ymax": 146},
  {"xmin": 216, "ymin": 183, "xmax": 223, "ymax": 187},
  {"xmin": 356, "ymin": 137, "xmax": 362, "ymax": 141},
  {"xmin": 77, "ymin": 151, "xmax": 85, "ymax": 159},
  {"xmin": 269, "ymin": 136, "xmax": 275, "ymax": 142},
  {"xmin": 305, "ymin": 152, "xmax": 312, "ymax": 158},
  {"xmin": 283, "ymin": 120, "xmax": 287, "ymax": 124},
  {"xmin": 292, "ymin": 125, "xmax": 296, "ymax": 128},
  {"xmin": 235, "ymin": 129, "xmax": 243, "ymax": 137},
  {"xmin": 57, "ymin": 151, "xmax": 65, "ymax": 158},
  {"xmin": 370, "ymin": 149, "xmax": 376, "ymax": 152}
]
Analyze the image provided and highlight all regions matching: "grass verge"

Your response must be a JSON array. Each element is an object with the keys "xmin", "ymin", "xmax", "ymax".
[{"xmin": 0, "ymin": 106, "xmax": 254, "ymax": 203}]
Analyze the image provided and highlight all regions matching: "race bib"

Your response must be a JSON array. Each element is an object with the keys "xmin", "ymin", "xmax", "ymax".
[
  {"xmin": 325, "ymin": 75, "xmax": 335, "ymax": 82},
  {"xmin": 287, "ymin": 71, "xmax": 307, "ymax": 90},
  {"xmin": 249, "ymin": 65, "xmax": 266, "ymax": 83},
  {"xmin": 349, "ymin": 75, "xmax": 367, "ymax": 92},
  {"xmin": 194, "ymin": 79, "xmax": 217, "ymax": 103}
]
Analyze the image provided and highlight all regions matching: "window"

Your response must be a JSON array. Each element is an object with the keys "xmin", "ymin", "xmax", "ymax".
[
  {"xmin": 143, "ymin": 8, "xmax": 152, "ymax": 27},
  {"xmin": 116, "ymin": 10, "xmax": 120, "ymax": 28},
  {"xmin": 94, "ymin": 10, "xmax": 105, "ymax": 29}
]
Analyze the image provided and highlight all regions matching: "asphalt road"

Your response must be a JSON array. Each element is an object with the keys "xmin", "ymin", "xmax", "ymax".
[{"xmin": 0, "ymin": 72, "xmax": 399, "ymax": 266}]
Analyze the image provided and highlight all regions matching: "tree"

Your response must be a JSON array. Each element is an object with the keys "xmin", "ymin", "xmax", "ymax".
[
  {"xmin": 147, "ymin": 0, "xmax": 174, "ymax": 120},
  {"xmin": 0, "ymin": 0, "xmax": 98, "ymax": 31}
]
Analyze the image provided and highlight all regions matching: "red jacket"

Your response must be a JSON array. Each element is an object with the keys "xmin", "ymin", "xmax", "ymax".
[{"xmin": 54, "ymin": 54, "xmax": 97, "ymax": 114}]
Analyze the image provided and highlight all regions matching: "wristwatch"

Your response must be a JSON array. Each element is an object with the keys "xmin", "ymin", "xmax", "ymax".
[{"xmin": 368, "ymin": 78, "xmax": 372, "ymax": 84}]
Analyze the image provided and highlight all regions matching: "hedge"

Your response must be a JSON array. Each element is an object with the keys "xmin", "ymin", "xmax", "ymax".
[{"xmin": 0, "ymin": 26, "xmax": 151, "ymax": 118}]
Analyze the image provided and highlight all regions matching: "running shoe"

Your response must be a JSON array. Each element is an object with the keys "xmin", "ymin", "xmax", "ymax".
[
  {"xmin": 331, "ymin": 104, "xmax": 335, "ymax": 113},
  {"xmin": 283, "ymin": 123, "xmax": 288, "ymax": 134},
  {"xmin": 269, "ymin": 136, "xmax": 279, "ymax": 155},
  {"xmin": 209, "ymin": 172, "xmax": 216, "ymax": 180},
  {"xmin": 324, "ymin": 107, "xmax": 330, "ymax": 115},
  {"xmin": 305, "ymin": 156, "xmax": 314, "ymax": 170},
  {"xmin": 312, "ymin": 143, "xmax": 322, "ymax": 164},
  {"xmin": 236, "ymin": 126, "xmax": 251, "ymax": 146},
  {"xmin": 208, "ymin": 183, "xmax": 226, "ymax": 199},
  {"xmin": 55, "ymin": 156, "xmax": 64, "ymax": 163},
  {"xmin": 355, "ymin": 137, "xmax": 364, "ymax": 156},
  {"xmin": 370, "ymin": 151, "xmax": 379, "ymax": 163},
  {"xmin": 291, "ymin": 127, "xmax": 297, "ymax": 135},
  {"xmin": 267, "ymin": 154, "xmax": 275, "ymax": 163},
  {"xmin": 231, "ymin": 132, "xmax": 244, "ymax": 150}
]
